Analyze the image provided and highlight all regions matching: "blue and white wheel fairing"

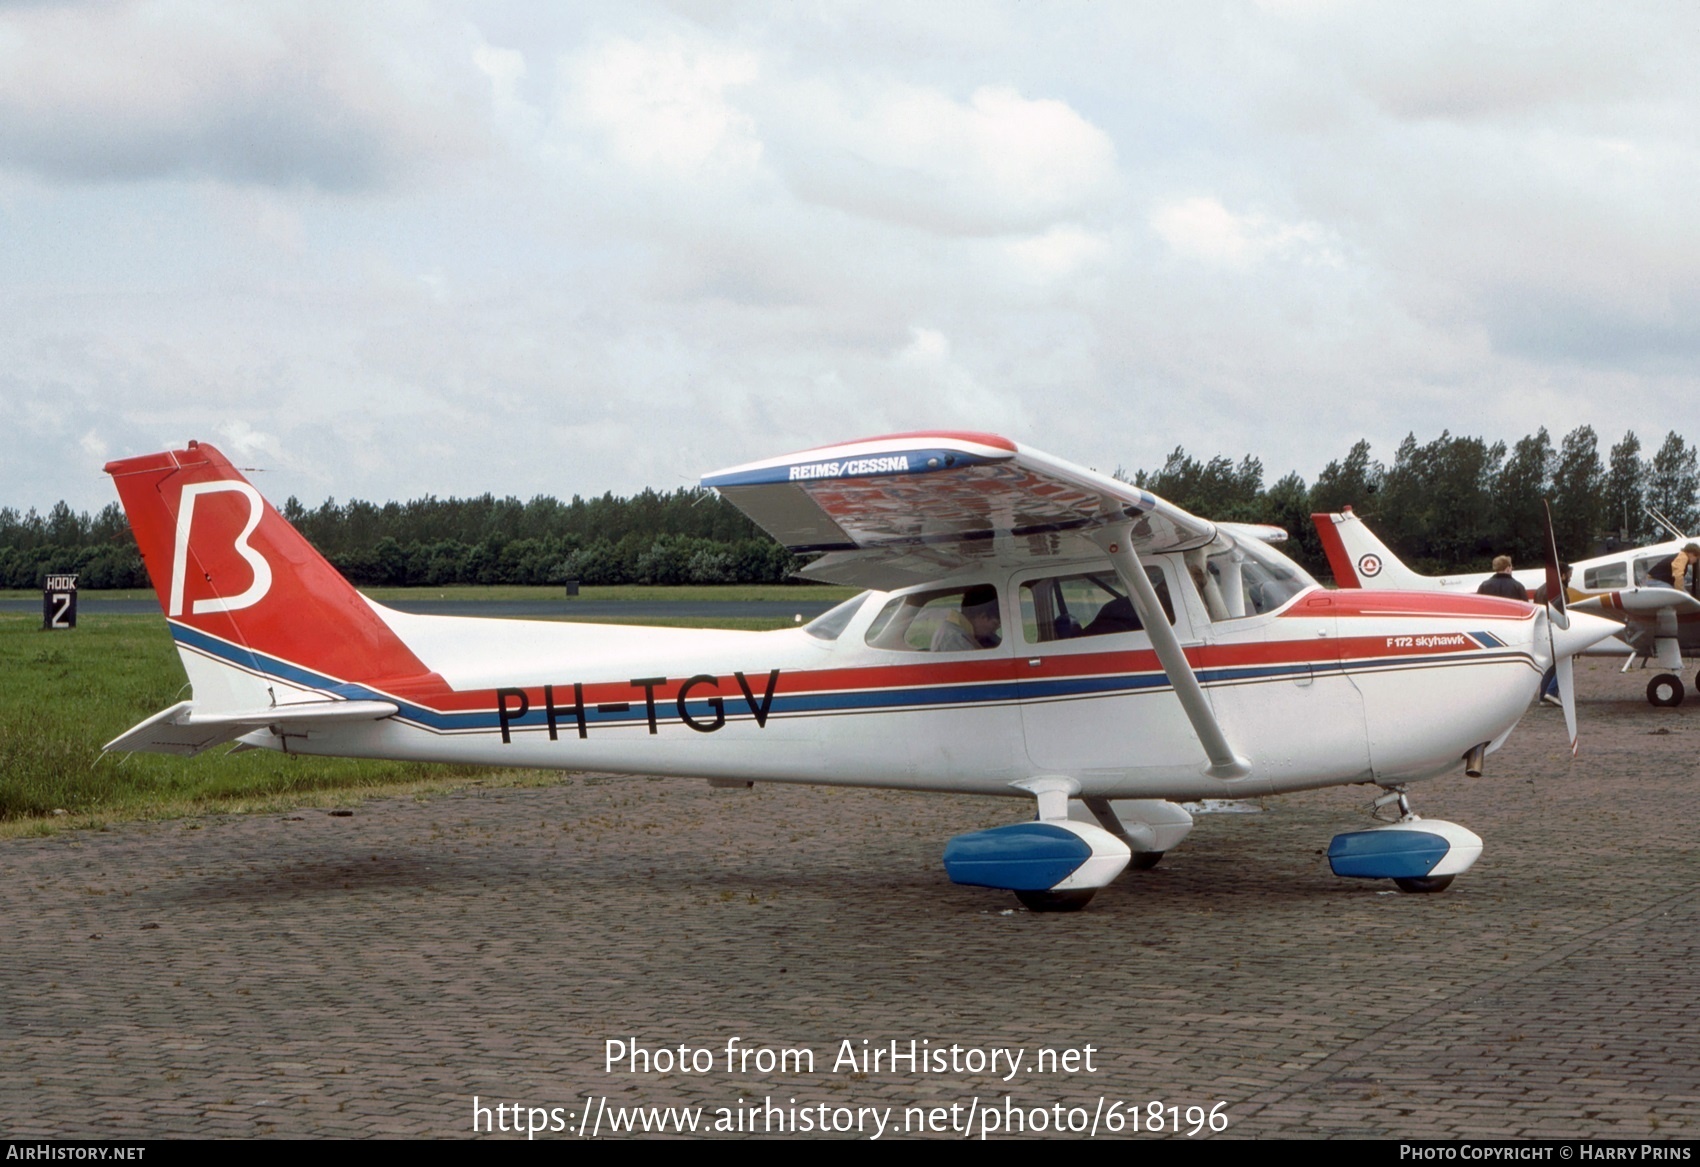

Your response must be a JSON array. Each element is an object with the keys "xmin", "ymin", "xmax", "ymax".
[
  {"xmin": 943, "ymin": 819, "xmax": 1132, "ymax": 895},
  {"xmin": 1327, "ymin": 818, "xmax": 1483, "ymax": 888}
]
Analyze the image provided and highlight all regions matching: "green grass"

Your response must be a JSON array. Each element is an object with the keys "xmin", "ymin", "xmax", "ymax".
[
  {"xmin": 0, "ymin": 605, "xmax": 807, "ymax": 833},
  {"xmin": 0, "ymin": 614, "xmax": 487, "ymax": 830}
]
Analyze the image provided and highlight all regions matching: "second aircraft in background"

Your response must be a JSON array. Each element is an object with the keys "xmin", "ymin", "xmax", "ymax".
[{"xmin": 1314, "ymin": 506, "xmax": 1700, "ymax": 707}]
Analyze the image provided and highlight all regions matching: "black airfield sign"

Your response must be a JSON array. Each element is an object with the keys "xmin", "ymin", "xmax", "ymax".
[{"xmin": 42, "ymin": 573, "xmax": 77, "ymax": 630}]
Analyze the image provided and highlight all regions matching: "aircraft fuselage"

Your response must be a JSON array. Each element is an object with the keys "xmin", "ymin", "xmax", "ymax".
[{"xmin": 193, "ymin": 554, "xmax": 1551, "ymax": 802}]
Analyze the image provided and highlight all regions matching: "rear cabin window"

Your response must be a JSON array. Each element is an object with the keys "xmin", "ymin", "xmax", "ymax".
[
  {"xmin": 1583, "ymin": 563, "xmax": 1627, "ymax": 590},
  {"xmin": 1019, "ymin": 569, "xmax": 1173, "ymax": 644}
]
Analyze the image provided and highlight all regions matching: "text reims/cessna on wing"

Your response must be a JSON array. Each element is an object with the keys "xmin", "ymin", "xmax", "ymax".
[
  {"xmin": 103, "ymin": 434, "xmax": 1616, "ymax": 911},
  {"xmin": 1315, "ymin": 505, "xmax": 1700, "ymax": 708}
]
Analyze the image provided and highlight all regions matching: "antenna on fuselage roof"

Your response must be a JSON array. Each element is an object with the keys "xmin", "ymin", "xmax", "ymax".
[{"xmin": 1644, "ymin": 505, "xmax": 1690, "ymax": 542}]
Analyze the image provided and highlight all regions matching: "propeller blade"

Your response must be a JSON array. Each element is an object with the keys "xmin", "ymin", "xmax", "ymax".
[
  {"xmin": 1556, "ymin": 654, "xmax": 1577, "ymax": 756},
  {"xmin": 1540, "ymin": 498, "xmax": 1569, "ymax": 629}
]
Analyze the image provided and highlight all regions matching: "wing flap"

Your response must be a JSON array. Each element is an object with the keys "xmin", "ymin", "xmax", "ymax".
[{"xmin": 104, "ymin": 699, "xmax": 399, "ymax": 757}]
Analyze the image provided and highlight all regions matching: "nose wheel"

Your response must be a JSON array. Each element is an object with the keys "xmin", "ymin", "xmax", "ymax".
[
  {"xmin": 1327, "ymin": 786, "xmax": 1482, "ymax": 894},
  {"xmin": 1014, "ymin": 889, "xmax": 1096, "ymax": 912},
  {"xmin": 1647, "ymin": 674, "xmax": 1685, "ymax": 707},
  {"xmin": 1392, "ymin": 874, "xmax": 1455, "ymax": 894}
]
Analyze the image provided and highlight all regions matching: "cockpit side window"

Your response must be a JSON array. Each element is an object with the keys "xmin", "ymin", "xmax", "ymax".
[
  {"xmin": 864, "ymin": 585, "xmax": 1003, "ymax": 652},
  {"xmin": 1637, "ymin": 556, "xmax": 1675, "ymax": 586}
]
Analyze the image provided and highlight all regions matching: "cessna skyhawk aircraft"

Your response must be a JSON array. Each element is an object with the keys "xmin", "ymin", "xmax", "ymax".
[
  {"xmin": 102, "ymin": 434, "xmax": 1615, "ymax": 910},
  {"xmin": 1315, "ymin": 507, "xmax": 1700, "ymax": 708}
]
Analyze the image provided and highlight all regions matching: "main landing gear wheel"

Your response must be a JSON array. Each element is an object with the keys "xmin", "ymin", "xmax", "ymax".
[
  {"xmin": 1128, "ymin": 851, "xmax": 1165, "ymax": 871},
  {"xmin": 1647, "ymin": 674, "xmax": 1685, "ymax": 708},
  {"xmin": 1015, "ymin": 889, "xmax": 1097, "ymax": 912},
  {"xmin": 1392, "ymin": 875, "xmax": 1455, "ymax": 894}
]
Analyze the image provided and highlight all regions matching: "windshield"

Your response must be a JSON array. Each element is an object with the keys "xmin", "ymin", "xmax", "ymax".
[
  {"xmin": 1188, "ymin": 532, "xmax": 1316, "ymax": 621},
  {"xmin": 803, "ymin": 592, "xmax": 870, "ymax": 640}
]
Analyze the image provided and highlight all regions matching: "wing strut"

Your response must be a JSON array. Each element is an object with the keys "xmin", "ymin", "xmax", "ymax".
[{"xmin": 1089, "ymin": 524, "xmax": 1250, "ymax": 780}]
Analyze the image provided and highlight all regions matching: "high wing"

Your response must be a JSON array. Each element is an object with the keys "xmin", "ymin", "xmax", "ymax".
[
  {"xmin": 706, "ymin": 431, "xmax": 1252, "ymax": 778},
  {"xmin": 701, "ymin": 431, "xmax": 1219, "ymax": 589},
  {"xmin": 1570, "ymin": 588, "xmax": 1700, "ymax": 620},
  {"xmin": 1570, "ymin": 586, "xmax": 1700, "ymax": 676}
]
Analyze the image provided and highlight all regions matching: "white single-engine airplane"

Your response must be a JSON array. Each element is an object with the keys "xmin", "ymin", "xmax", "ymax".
[
  {"xmin": 103, "ymin": 434, "xmax": 1616, "ymax": 910},
  {"xmin": 1315, "ymin": 506, "xmax": 1700, "ymax": 708}
]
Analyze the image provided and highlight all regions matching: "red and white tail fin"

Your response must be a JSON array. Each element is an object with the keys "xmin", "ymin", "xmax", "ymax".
[
  {"xmin": 106, "ymin": 442, "xmax": 428, "ymax": 718},
  {"xmin": 1310, "ymin": 507, "xmax": 1435, "ymax": 590}
]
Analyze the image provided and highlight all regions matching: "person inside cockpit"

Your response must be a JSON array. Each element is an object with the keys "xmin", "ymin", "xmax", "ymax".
[{"xmin": 930, "ymin": 585, "xmax": 1002, "ymax": 651}]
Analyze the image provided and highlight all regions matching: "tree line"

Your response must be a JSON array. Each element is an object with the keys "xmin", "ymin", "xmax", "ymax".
[
  {"xmin": 0, "ymin": 487, "xmax": 799, "ymax": 590},
  {"xmin": 1131, "ymin": 427, "xmax": 1699, "ymax": 578},
  {"xmin": 4, "ymin": 427, "xmax": 1697, "ymax": 590}
]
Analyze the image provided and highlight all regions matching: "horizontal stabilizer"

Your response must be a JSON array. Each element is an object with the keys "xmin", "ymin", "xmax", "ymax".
[{"xmin": 103, "ymin": 699, "xmax": 398, "ymax": 757}]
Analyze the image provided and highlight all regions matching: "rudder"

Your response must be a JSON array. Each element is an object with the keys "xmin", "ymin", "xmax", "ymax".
[
  {"xmin": 1310, "ymin": 507, "xmax": 1432, "ymax": 590},
  {"xmin": 106, "ymin": 442, "xmax": 428, "ymax": 711}
]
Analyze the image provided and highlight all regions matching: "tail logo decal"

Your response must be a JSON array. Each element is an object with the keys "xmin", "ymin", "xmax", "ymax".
[
  {"xmin": 1357, "ymin": 554, "xmax": 1383, "ymax": 579},
  {"xmin": 169, "ymin": 482, "xmax": 274, "ymax": 617}
]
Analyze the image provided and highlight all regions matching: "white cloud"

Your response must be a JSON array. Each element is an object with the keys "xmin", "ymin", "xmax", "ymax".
[
  {"xmin": 774, "ymin": 82, "xmax": 1117, "ymax": 235},
  {"xmin": 6, "ymin": 1, "xmax": 1700, "ymax": 520},
  {"xmin": 0, "ymin": 0, "xmax": 488, "ymax": 189},
  {"xmin": 1337, "ymin": 8, "xmax": 1644, "ymax": 125},
  {"xmin": 474, "ymin": 42, "xmax": 545, "ymax": 147},
  {"xmin": 1002, "ymin": 226, "xmax": 1113, "ymax": 282},
  {"xmin": 560, "ymin": 36, "xmax": 762, "ymax": 176},
  {"xmin": 886, "ymin": 326, "xmax": 1029, "ymax": 434},
  {"xmin": 1251, "ymin": 0, "xmax": 1350, "ymax": 14},
  {"xmin": 1149, "ymin": 197, "xmax": 1341, "ymax": 267},
  {"xmin": 215, "ymin": 421, "xmax": 278, "ymax": 464},
  {"xmin": 896, "ymin": 327, "xmax": 952, "ymax": 366}
]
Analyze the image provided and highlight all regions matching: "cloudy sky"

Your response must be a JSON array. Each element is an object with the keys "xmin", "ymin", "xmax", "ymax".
[{"xmin": 3, "ymin": 0, "xmax": 1698, "ymax": 514}]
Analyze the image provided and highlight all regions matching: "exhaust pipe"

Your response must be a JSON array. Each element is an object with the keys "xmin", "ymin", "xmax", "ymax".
[{"xmin": 1464, "ymin": 743, "xmax": 1486, "ymax": 778}]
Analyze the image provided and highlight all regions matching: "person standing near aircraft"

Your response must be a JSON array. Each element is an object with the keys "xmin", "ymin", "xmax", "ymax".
[
  {"xmin": 1533, "ymin": 562, "xmax": 1574, "ymax": 706},
  {"xmin": 1533, "ymin": 562, "xmax": 1572, "ymax": 606},
  {"xmin": 1666, "ymin": 543, "xmax": 1700, "ymax": 596},
  {"xmin": 1477, "ymin": 556, "xmax": 1530, "ymax": 601}
]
